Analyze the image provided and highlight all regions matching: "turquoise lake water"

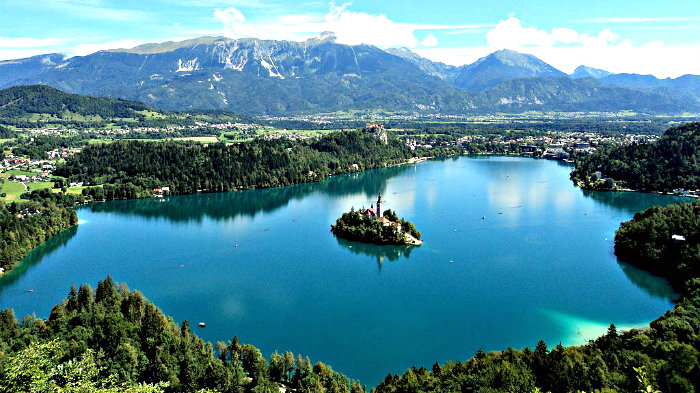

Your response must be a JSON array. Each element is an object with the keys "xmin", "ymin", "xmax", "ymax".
[{"xmin": 0, "ymin": 156, "xmax": 690, "ymax": 385}]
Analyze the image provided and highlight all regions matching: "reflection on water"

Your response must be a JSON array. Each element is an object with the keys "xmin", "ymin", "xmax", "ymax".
[
  {"xmin": 87, "ymin": 164, "xmax": 413, "ymax": 222},
  {"xmin": 334, "ymin": 237, "xmax": 415, "ymax": 271},
  {"xmin": 618, "ymin": 262, "xmax": 678, "ymax": 301},
  {"xmin": 581, "ymin": 189, "xmax": 693, "ymax": 215},
  {"xmin": 0, "ymin": 225, "xmax": 78, "ymax": 290}
]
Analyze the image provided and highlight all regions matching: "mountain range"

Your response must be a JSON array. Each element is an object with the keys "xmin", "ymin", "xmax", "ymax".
[{"xmin": 0, "ymin": 34, "xmax": 698, "ymax": 115}]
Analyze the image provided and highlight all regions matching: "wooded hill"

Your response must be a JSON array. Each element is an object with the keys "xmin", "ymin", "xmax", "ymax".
[
  {"xmin": 615, "ymin": 201, "xmax": 700, "ymax": 288},
  {"xmin": 0, "ymin": 276, "xmax": 364, "ymax": 393},
  {"xmin": 0, "ymin": 85, "xmax": 243, "ymax": 128},
  {"xmin": 0, "ymin": 196, "xmax": 78, "ymax": 275},
  {"xmin": 54, "ymin": 130, "xmax": 415, "ymax": 197},
  {"xmin": 571, "ymin": 122, "xmax": 700, "ymax": 192}
]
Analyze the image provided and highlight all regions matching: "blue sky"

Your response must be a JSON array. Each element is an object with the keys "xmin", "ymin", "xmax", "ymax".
[{"xmin": 1, "ymin": 0, "xmax": 699, "ymax": 77}]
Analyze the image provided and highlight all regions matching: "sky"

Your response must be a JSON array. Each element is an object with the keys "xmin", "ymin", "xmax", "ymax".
[{"xmin": 1, "ymin": 0, "xmax": 699, "ymax": 78}]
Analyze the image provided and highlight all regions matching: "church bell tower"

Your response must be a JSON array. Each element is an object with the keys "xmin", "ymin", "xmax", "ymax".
[{"xmin": 377, "ymin": 193, "xmax": 383, "ymax": 218}]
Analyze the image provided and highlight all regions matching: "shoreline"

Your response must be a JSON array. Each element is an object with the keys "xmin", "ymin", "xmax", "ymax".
[
  {"xmin": 1, "ymin": 154, "xmax": 433, "ymax": 277},
  {"xmin": 577, "ymin": 182, "xmax": 700, "ymax": 199},
  {"xmin": 2, "ymin": 152, "xmax": 696, "ymax": 390}
]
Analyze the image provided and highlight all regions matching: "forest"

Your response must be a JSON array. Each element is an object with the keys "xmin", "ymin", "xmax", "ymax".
[
  {"xmin": 615, "ymin": 201, "xmax": 700, "ymax": 289},
  {"xmin": 0, "ymin": 276, "xmax": 364, "ymax": 393},
  {"xmin": 571, "ymin": 122, "xmax": 700, "ymax": 192},
  {"xmin": 0, "ymin": 196, "xmax": 78, "ymax": 275},
  {"xmin": 330, "ymin": 209, "xmax": 421, "ymax": 245},
  {"xmin": 0, "ymin": 85, "xmax": 245, "ymax": 129},
  {"xmin": 55, "ymin": 130, "xmax": 415, "ymax": 198}
]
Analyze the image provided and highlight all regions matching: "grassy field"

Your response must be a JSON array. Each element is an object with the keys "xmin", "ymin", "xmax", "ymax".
[
  {"xmin": 27, "ymin": 181, "xmax": 55, "ymax": 192},
  {"xmin": 0, "ymin": 181, "xmax": 27, "ymax": 202},
  {"xmin": 66, "ymin": 185, "xmax": 101, "ymax": 195},
  {"xmin": 172, "ymin": 136, "xmax": 219, "ymax": 143},
  {"xmin": 1, "ymin": 169, "xmax": 36, "ymax": 179}
]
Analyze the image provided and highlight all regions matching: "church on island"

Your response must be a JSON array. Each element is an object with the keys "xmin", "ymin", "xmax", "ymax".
[
  {"xmin": 360, "ymin": 193, "xmax": 422, "ymax": 245},
  {"xmin": 361, "ymin": 193, "xmax": 398, "ymax": 229}
]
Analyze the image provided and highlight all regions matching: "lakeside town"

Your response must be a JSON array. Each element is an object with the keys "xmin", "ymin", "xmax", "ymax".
[{"xmin": 0, "ymin": 121, "xmax": 670, "ymax": 203}]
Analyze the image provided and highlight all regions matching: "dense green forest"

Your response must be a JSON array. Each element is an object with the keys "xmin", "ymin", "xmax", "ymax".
[
  {"xmin": 0, "ymin": 276, "xmax": 364, "ymax": 393},
  {"xmin": 0, "ymin": 196, "xmax": 77, "ymax": 275},
  {"xmin": 615, "ymin": 201, "xmax": 700, "ymax": 289},
  {"xmin": 55, "ymin": 130, "xmax": 415, "ymax": 198},
  {"xmin": 330, "ymin": 209, "xmax": 422, "ymax": 245},
  {"xmin": 571, "ymin": 122, "xmax": 700, "ymax": 192}
]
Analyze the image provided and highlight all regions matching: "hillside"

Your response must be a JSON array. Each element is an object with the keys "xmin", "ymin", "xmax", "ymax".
[
  {"xmin": 0, "ymin": 85, "xmax": 248, "ymax": 128},
  {"xmin": 571, "ymin": 122, "xmax": 700, "ymax": 191},
  {"xmin": 0, "ymin": 36, "xmax": 697, "ymax": 115},
  {"xmin": 0, "ymin": 36, "xmax": 476, "ymax": 115},
  {"xmin": 385, "ymin": 47, "xmax": 458, "ymax": 80},
  {"xmin": 0, "ymin": 84, "xmax": 159, "ymax": 125},
  {"xmin": 599, "ymin": 73, "xmax": 700, "ymax": 97},
  {"xmin": 0, "ymin": 53, "xmax": 64, "ymax": 87},
  {"xmin": 482, "ymin": 77, "xmax": 700, "ymax": 113}
]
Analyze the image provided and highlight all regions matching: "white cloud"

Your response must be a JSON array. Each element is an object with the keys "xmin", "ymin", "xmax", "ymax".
[
  {"xmin": 440, "ymin": 16, "xmax": 699, "ymax": 78},
  {"xmin": 324, "ymin": 2, "xmax": 418, "ymax": 47},
  {"xmin": 0, "ymin": 37, "xmax": 73, "ymax": 49},
  {"xmin": 0, "ymin": 37, "xmax": 77, "ymax": 61},
  {"xmin": 0, "ymin": 49, "xmax": 57, "ymax": 61},
  {"xmin": 421, "ymin": 34, "xmax": 438, "ymax": 47},
  {"xmin": 72, "ymin": 40, "xmax": 142, "ymax": 57},
  {"xmin": 550, "ymin": 27, "xmax": 579, "ymax": 44},
  {"xmin": 486, "ymin": 17, "xmax": 555, "ymax": 47},
  {"xmin": 486, "ymin": 17, "xmax": 590, "ymax": 48},
  {"xmin": 417, "ymin": 17, "xmax": 700, "ymax": 78},
  {"xmin": 214, "ymin": 2, "xmax": 490, "ymax": 48}
]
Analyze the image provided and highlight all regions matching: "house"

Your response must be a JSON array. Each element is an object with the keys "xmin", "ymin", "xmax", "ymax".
[{"xmin": 672, "ymin": 234, "xmax": 686, "ymax": 244}]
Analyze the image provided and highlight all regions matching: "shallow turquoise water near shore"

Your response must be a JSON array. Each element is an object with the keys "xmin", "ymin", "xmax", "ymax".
[{"xmin": 0, "ymin": 156, "xmax": 690, "ymax": 385}]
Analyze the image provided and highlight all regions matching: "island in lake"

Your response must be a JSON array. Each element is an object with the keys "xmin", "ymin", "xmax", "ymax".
[{"xmin": 331, "ymin": 193, "xmax": 423, "ymax": 245}]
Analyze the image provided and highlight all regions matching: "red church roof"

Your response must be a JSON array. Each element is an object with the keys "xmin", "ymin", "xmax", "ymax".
[{"xmin": 363, "ymin": 208, "xmax": 378, "ymax": 216}]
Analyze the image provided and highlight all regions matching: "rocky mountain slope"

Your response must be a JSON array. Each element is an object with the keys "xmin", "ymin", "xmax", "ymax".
[{"xmin": 0, "ymin": 35, "xmax": 698, "ymax": 115}]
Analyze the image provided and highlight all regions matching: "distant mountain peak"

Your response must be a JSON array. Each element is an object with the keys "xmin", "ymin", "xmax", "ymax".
[
  {"xmin": 572, "ymin": 65, "xmax": 612, "ymax": 79},
  {"xmin": 454, "ymin": 49, "xmax": 566, "ymax": 91}
]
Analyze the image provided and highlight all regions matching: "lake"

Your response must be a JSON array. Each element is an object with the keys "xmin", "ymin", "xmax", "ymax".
[{"xmin": 0, "ymin": 156, "xmax": 690, "ymax": 385}]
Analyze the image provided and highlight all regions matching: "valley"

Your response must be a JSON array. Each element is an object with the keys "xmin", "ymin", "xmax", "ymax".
[{"xmin": 1, "ymin": 5, "xmax": 700, "ymax": 391}]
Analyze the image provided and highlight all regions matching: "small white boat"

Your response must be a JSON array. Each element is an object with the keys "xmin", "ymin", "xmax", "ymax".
[{"xmin": 198, "ymin": 322, "xmax": 206, "ymax": 327}]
